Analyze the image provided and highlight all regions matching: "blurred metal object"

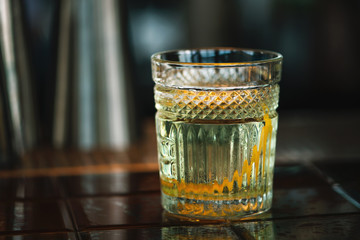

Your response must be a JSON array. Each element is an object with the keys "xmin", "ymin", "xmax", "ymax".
[
  {"xmin": 53, "ymin": 0, "xmax": 135, "ymax": 150},
  {"xmin": 0, "ymin": 0, "xmax": 37, "ymax": 166}
]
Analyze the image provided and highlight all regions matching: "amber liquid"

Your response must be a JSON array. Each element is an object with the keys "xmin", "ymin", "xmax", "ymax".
[{"xmin": 156, "ymin": 113, "xmax": 278, "ymax": 219}]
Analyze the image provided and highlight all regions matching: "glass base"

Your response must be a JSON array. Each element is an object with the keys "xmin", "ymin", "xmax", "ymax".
[{"xmin": 161, "ymin": 191, "xmax": 272, "ymax": 220}]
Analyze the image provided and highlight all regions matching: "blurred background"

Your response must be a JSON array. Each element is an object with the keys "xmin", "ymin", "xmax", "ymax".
[
  {"xmin": 1, "ymin": 0, "xmax": 360, "ymax": 157},
  {"xmin": 26, "ymin": 0, "xmax": 360, "ymax": 117}
]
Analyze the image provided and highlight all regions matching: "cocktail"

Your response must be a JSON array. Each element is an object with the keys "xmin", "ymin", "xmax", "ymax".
[{"xmin": 151, "ymin": 48, "xmax": 283, "ymax": 219}]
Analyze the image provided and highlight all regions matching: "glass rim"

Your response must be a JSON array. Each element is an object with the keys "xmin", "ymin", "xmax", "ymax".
[{"xmin": 151, "ymin": 47, "xmax": 283, "ymax": 67}]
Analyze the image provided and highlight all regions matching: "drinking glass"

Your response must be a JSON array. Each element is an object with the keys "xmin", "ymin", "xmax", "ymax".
[{"xmin": 151, "ymin": 48, "xmax": 283, "ymax": 219}]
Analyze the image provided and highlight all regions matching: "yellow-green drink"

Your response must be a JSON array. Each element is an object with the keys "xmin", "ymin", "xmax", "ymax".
[{"xmin": 152, "ymin": 48, "xmax": 282, "ymax": 219}]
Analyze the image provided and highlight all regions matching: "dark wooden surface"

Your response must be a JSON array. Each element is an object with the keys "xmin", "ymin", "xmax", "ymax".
[{"xmin": 0, "ymin": 111, "xmax": 360, "ymax": 239}]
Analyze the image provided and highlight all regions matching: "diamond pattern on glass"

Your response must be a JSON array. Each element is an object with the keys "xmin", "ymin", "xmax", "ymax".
[{"xmin": 155, "ymin": 84, "xmax": 279, "ymax": 120}]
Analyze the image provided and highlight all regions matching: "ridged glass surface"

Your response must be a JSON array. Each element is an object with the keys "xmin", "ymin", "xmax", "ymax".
[{"xmin": 155, "ymin": 86, "xmax": 278, "ymax": 219}]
